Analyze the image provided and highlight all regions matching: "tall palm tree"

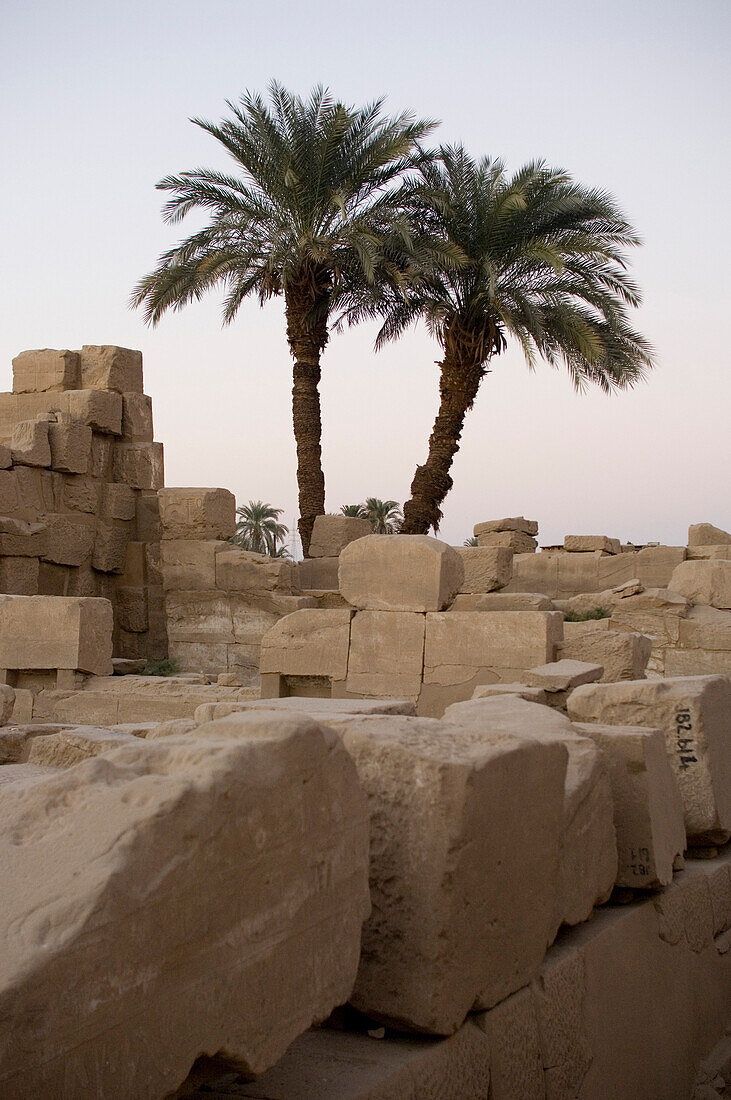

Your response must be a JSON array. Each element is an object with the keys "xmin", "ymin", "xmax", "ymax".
[
  {"xmin": 362, "ymin": 497, "xmax": 403, "ymax": 534},
  {"xmin": 368, "ymin": 147, "xmax": 654, "ymax": 533},
  {"xmin": 231, "ymin": 501, "xmax": 289, "ymax": 556},
  {"xmin": 131, "ymin": 83, "xmax": 435, "ymax": 555}
]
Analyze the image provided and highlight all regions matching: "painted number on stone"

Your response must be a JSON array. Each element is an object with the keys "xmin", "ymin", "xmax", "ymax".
[
  {"xmin": 629, "ymin": 847, "xmax": 650, "ymax": 877},
  {"xmin": 674, "ymin": 708, "xmax": 697, "ymax": 770}
]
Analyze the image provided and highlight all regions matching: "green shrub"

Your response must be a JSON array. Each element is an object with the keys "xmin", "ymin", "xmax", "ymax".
[
  {"xmin": 564, "ymin": 607, "xmax": 611, "ymax": 622},
  {"xmin": 141, "ymin": 658, "xmax": 180, "ymax": 677}
]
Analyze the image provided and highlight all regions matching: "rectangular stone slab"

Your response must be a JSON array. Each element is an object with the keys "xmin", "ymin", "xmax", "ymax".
[
  {"xmin": 345, "ymin": 610, "xmax": 425, "ymax": 698},
  {"xmin": 0, "ymin": 595, "xmax": 113, "ymax": 676}
]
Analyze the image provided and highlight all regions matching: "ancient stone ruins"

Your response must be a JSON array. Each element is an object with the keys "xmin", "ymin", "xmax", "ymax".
[{"xmin": 1, "ymin": 346, "xmax": 729, "ymax": 1099}]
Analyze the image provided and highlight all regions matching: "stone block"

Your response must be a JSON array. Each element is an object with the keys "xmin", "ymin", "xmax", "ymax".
[
  {"xmin": 112, "ymin": 441, "xmax": 164, "ymax": 490},
  {"xmin": 11, "ymin": 419, "xmax": 51, "ymax": 467},
  {"xmin": 346, "ymin": 610, "xmax": 425, "ymax": 699},
  {"xmin": 308, "ymin": 513, "xmax": 372, "ymax": 557},
  {"xmin": 564, "ymin": 535, "xmax": 621, "ymax": 554},
  {"xmin": 117, "ymin": 541, "xmax": 147, "ymax": 587},
  {"xmin": 477, "ymin": 530, "xmax": 538, "ymax": 553},
  {"xmin": 216, "ymin": 546, "xmax": 297, "ymax": 593},
  {"xmin": 41, "ymin": 513, "xmax": 96, "ymax": 566},
  {"xmin": 0, "ymin": 594, "xmax": 113, "ymax": 675},
  {"xmin": 121, "ymin": 392, "xmax": 153, "ymax": 441},
  {"xmin": 474, "ymin": 516, "xmax": 538, "ymax": 536},
  {"xmin": 450, "ymin": 591, "xmax": 553, "ymax": 612},
  {"xmin": 89, "ymin": 433, "xmax": 113, "ymax": 478},
  {"xmin": 443, "ymin": 696, "xmax": 617, "ymax": 934},
  {"xmin": 472, "ymin": 682, "xmax": 547, "ymax": 703},
  {"xmin": 165, "ymin": 591, "xmax": 234, "ymax": 643},
  {"xmin": 475, "ymin": 985, "xmax": 544, "ymax": 1098},
  {"xmin": 168, "ymin": 640, "xmax": 229, "ymax": 675},
  {"xmin": 0, "ymin": 556, "xmax": 39, "ymax": 595},
  {"xmin": 339, "ymin": 534, "xmax": 463, "ymax": 612},
  {"xmin": 636, "ymin": 545, "xmax": 687, "ymax": 588},
  {"xmin": 56, "ymin": 473, "xmax": 103, "ymax": 514},
  {"xmin": 194, "ymin": 697, "xmax": 418, "ymax": 724},
  {"xmin": 563, "ymin": 618, "xmax": 612, "ymax": 637},
  {"xmin": 0, "ymin": 684, "xmax": 14, "ymax": 724},
  {"xmin": 567, "ymin": 675, "xmax": 731, "ymax": 843},
  {"xmin": 115, "ymin": 586, "xmax": 148, "ymax": 633},
  {"xmin": 160, "ymin": 540, "xmax": 228, "ymax": 590},
  {"xmin": 0, "ymin": 714, "xmax": 370, "ymax": 1093},
  {"xmin": 47, "ymin": 418, "xmax": 92, "ymax": 473},
  {"xmin": 159, "ymin": 487, "xmax": 235, "ymax": 540},
  {"xmin": 319, "ymin": 711, "xmax": 566, "ymax": 1033},
  {"xmin": 296, "ymin": 556, "xmax": 340, "ymax": 590},
  {"xmin": 559, "ymin": 629, "xmax": 652, "ymax": 682},
  {"xmin": 78, "ymin": 344, "xmax": 144, "ymax": 393},
  {"xmin": 66, "ymin": 389, "xmax": 123, "ymax": 434},
  {"xmin": 455, "ymin": 546, "xmax": 512, "ymax": 593},
  {"xmin": 27, "ymin": 726, "xmax": 138, "ymax": 768},
  {"xmin": 528, "ymin": 659, "xmax": 604, "ymax": 691},
  {"xmin": 11, "ymin": 349, "xmax": 80, "ymax": 393},
  {"xmin": 260, "ymin": 609, "xmax": 352, "ymax": 683},
  {"xmin": 677, "ymin": 605, "xmax": 731, "ymax": 652},
  {"xmin": 92, "ymin": 520, "xmax": 130, "ymax": 573},
  {"xmin": 102, "ymin": 481, "xmax": 136, "ymax": 521},
  {"xmin": 135, "ymin": 490, "xmax": 161, "ymax": 540},
  {"xmin": 688, "ymin": 523, "xmax": 731, "ymax": 547},
  {"xmin": 670, "ymin": 560, "xmax": 731, "ymax": 610},
  {"xmin": 0, "ymin": 516, "xmax": 47, "ymax": 558},
  {"xmin": 0, "ymin": 444, "xmax": 9, "ymax": 468},
  {"xmin": 574, "ymin": 722, "xmax": 686, "ymax": 888},
  {"xmin": 687, "ymin": 544, "xmax": 731, "ymax": 560}
]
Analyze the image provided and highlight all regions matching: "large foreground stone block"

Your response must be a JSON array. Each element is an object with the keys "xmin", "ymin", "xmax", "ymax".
[
  {"xmin": 568, "ymin": 675, "xmax": 731, "ymax": 843},
  {"xmin": 670, "ymin": 559, "xmax": 731, "ymax": 609},
  {"xmin": 0, "ymin": 713, "xmax": 370, "ymax": 1097},
  {"xmin": 339, "ymin": 534, "xmax": 464, "ymax": 612},
  {"xmin": 0, "ymin": 595, "xmax": 113, "ymax": 676},
  {"xmin": 574, "ymin": 722, "xmax": 686, "ymax": 888},
  {"xmin": 455, "ymin": 546, "xmax": 512, "ymax": 592},
  {"xmin": 308, "ymin": 513, "xmax": 372, "ymax": 557},
  {"xmin": 159, "ymin": 487, "xmax": 236, "ymax": 541},
  {"xmin": 320, "ymin": 712, "xmax": 566, "ymax": 1034}
]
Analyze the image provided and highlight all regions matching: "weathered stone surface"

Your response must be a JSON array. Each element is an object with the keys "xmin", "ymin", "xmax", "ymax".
[
  {"xmin": 0, "ymin": 713, "xmax": 370, "ymax": 1095},
  {"xmin": 11, "ymin": 418, "xmax": 51, "ymax": 467},
  {"xmin": 112, "ymin": 441, "xmax": 164, "ymax": 490},
  {"xmin": 308, "ymin": 513, "xmax": 372, "ymax": 558},
  {"xmin": 115, "ymin": 586, "xmax": 148, "ymax": 633},
  {"xmin": 559, "ymin": 629, "xmax": 652, "ymax": 682},
  {"xmin": 339, "ymin": 535, "xmax": 464, "ymax": 612},
  {"xmin": 472, "ymin": 682, "xmax": 547, "ymax": 703},
  {"xmin": 0, "ymin": 443, "xmax": 10, "ymax": 468},
  {"xmin": 450, "ymin": 591, "xmax": 553, "ymax": 612},
  {"xmin": 567, "ymin": 675, "xmax": 731, "ymax": 843},
  {"xmin": 424, "ymin": 611, "xmax": 563, "ymax": 685},
  {"xmin": 0, "ymin": 515, "xmax": 47, "ymax": 558},
  {"xmin": 443, "ymin": 696, "xmax": 617, "ymax": 934},
  {"xmin": 66, "ymin": 389, "xmax": 123, "ymax": 435},
  {"xmin": 48, "ymin": 418, "xmax": 92, "ymax": 473},
  {"xmin": 0, "ymin": 555, "xmax": 39, "ymax": 595},
  {"xmin": 12, "ymin": 349, "xmax": 80, "ymax": 393},
  {"xmin": 563, "ymin": 617, "xmax": 612, "ymax": 637},
  {"xmin": 670, "ymin": 560, "xmax": 731, "ymax": 610},
  {"xmin": 346, "ymin": 611, "xmax": 425, "ymax": 699},
  {"xmin": 677, "ymin": 605, "xmax": 731, "ymax": 653},
  {"xmin": 260, "ymin": 609, "xmax": 352, "ymax": 682},
  {"xmin": 528, "ymin": 659, "xmax": 604, "ymax": 692},
  {"xmin": 27, "ymin": 725, "xmax": 138, "ymax": 767},
  {"xmin": 688, "ymin": 523, "xmax": 731, "ymax": 547},
  {"xmin": 320, "ymin": 712, "xmax": 566, "ymax": 1033},
  {"xmin": 574, "ymin": 722, "xmax": 686, "ymax": 888},
  {"xmin": 456, "ymin": 546, "xmax": 512, "ymax": 593},
  {"xmin": 687, "ymin": 544, "xmax": 731, "ymax": 560},
  {"xmin": 160, "ymin": 540, "xmax": 229, "ymax": 590},
  {"xmin": 475, "ymin": 984, "xmax": 544, "ymax": 1099},
  {"xmin": 121, "ymin": 392, "xmax": 153, "ymax": 441},
  {"xmin": 41, "ymin": 512, "xmax": 96, "ymax": 567},
  {"xmin": 296, "ymin": 556, "xmax": 340, "ymax": 591},
  {"xmin": 193, "ymin": 696, "xmax": 417, "ymax": 723},
  {"xmin": 477, "ymin": 530, "xmax": 538, "ymax": 553},
  {"xmin": 159, "ymin": 487, "xmax": 236, "ymax": 541},
  {"xmin": 92, "ymin": 520, "xmax": 130, "ymax": 573},
  {"xmin": 474, "ymin": 516, "xmax": 538, "ymax": 536},
  {"xmin": 78, "ymin": 344, "xmax": 144, "ymax": 393},
  {"xmin": 0, "ymin": 595, "xmax": 113, "ymax": 676},
  {"xmin": 0, "ymin": 684, "xmax": 15, "ymax": 725},
  {"xmin": 165, "ymin": 591, "xmax": 234, "ymax": 643},
  {"xmin": 564, "ymin": 535, "xmax": 621, "ymax": 555},
  {"xmin": 216, "ymin": 547, "xmax": 297, "ymax": 593}
]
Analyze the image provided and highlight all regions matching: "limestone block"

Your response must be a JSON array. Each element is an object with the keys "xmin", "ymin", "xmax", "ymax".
[
  {"xmin": 116, "ymin": 541, "xmax": 146, "ymax": 587},
  {"xmin": 477, "ymin": 530, "xmax": 538, "ymax": 553},
  {"xmin": 229, "ymin": 601, "xmax": 280, "ymax": 646},
  {"xmin": 677, "ymin": 605, "xmax": 731, "ymax": 652},
  {"xmin": 168, "ymin": 640, "xmax": 229, "ymax": 675},
  {"xmin": 66, "ymin": 389, "xmax": 123, "ymax": 434},
  {"xmin": 0, "ymin": 594, "xmax": 113, "ymax": 675},
  {"xmin": 121, "ymin": 392, "xmax": 153, "ymax": 441},
  {"xmin": 12, "ymin": 349, "xmax": 80, "ymax": 393},
  {"xmin": 260, "ymin": 609, "xmax": 352, "ymax": 682},
  {"xmin": 56, "ymin": 473, "xmax": 103, "ymax": 513},
  {"xmin": 135, "ymin": 489, "xmax": 161, "ymax": 540},
  {"xmin": 688, "ymin": 523, "xmax": 731, "ymax": 547},
  {"xmin": 318, "ymin": 712, "xmax": 567, "ymax": 1033},
  {"xmin": 216, "ymin": 546, "xmax": 297, "ymax": 593},
  {"xmin": 145, "ymin": 717, "xmax": 199, "ymax": 740},
  {"xmin": 567, "ymin": 675, "xmax": 731, "ymax": 843},
  {"xmin": 474, "ymin": 516, "xmax": 539, "ymax": 536},
  {"xmin": 27, "ymin": 726, "xmax": 139, "ymax": 767},
  {"xmin": 101, "ymin": 483, "xmax": 136, "ymax": 524},
  {"xmin": 47, "ymin": 418, "xmax": 92, "ymax": 473},
  {"xmin": 115, "ymin": 587, "xmax": 148, "ymax": 633},
  {"xmin": 92, "ymin": 520, "xmax": 130, "ymax": 573},
  {"xmin": 559, "ymin": 629, "xmax": 652, "ymax": 682},
  {"xmin": 193, "ymin": 696, "xmax": 417, "ymax": 723},
  {"xmin": 308, "ymin": 513, "xmax": 372, "ymax": 557},
  {"xmin": 346, "ymin": 611, "xmax": 425, "ymax": 698},
  {"xmin": 670, "ymin": 560, "xmax": 731, "ymax": 610},
  {"xmin": 0, "ymin": 443, "xmax": 9, "ymax": 468},
  {"xmin": 89, "ymin": 432, "xmax": 113, "ymax": 478},
  {"xmin": 0, "ymin": 516, "xmax": 47, "ymax": 558},
  {"xmin": 474, "ymin": 985, "xmax": 544, "ymax": 1098},
  {"xmin": 296, "ymin": 556, "xmax": 340, "ymax": 590},
  {"xmin": 563, "ymin": 618, "xmax": 612, "ymax": 637},
  {"xmin": 159, "ymin": 487, "xmax": 236, "ymax": 541},
  {"xmin": 0, "ymin": 684, "xmax": 14, "ymax": 724},
  {"xmin": 528, "ymin": 659, "xmax": 604, "ymax": 692},
  {"xmin": 574, "ymin": 722, "xmax": 686, "ymax": 888},
  {"xmin": 687, "ymin": 544, "xmax": 731, "ymax": 560},
  {"xmin": 564, "ymin": 535, "xmax": 621, "ymax": 555},
  {"xmin": 0, "ymin": 714, "xmax": 370, "ymax": 1095},
  {"xmin": 472, "ymin": 682, "xmax": 547, "ymax": 703},
  {"xmin": 112, "ymin": 441, "xmax": 164, "ymax": 490},
  {"xmin": 41, "ymin": 513, "xmax": 96, "ymax": 566},
  {"xmin": 456, "ymin": 546, "xmax": 512, "ymax": 593},
  {"xmin": 78, "ymin": 344, "xmax": 144, "ymax": 393},
  {"xmin": 165, "ymin": 591, "xmax": 234, "ymax": 643},
  {"xmin": 339, "ymin": 534, "xmax": 463, "ymax": 612},
  {"xmin": 609, "ymin": 588, "xmax": 690, "ymax": 647},
  {"xmin": 451, "ymin": 591, "xmax": 553, "ymax": 612},
  {"xmin": 11, "ymin": 419, "xmax": 51, "ymax": 467},
  {"xmin": 160, "ymin": 540, "xmax": 228, "ymax": 590},
  {"xmin": 443, "ymin": 696, "xmax": 617, "ymax": 934},
  {"xmin": 0, "ymin": 556, "xmax": 39, "ymax": 595},
  {"xmin": 636, "ymin": 545, "xmax": 687, "ymax": 588}
]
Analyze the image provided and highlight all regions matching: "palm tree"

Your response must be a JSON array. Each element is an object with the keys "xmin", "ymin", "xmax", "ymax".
[
  {"xmin": 131, "ymin": 83, "xmax": 435, "ymax": 555},
  {"xmin": 463, "ymin": 536, "xmax": 479, "ymax": 546},
  {"xmin": 362, "ymin": 497, "xmax": 403, "ymax": 534},
  {"xmin": 231, "ymin": 501, "xmax": 289, "ymax": 556},
  {"xmin": 340, "ymin": 504, "xmax": 366, "ymax": 518},
  {"xmin": 369, "ymin": 147, "xmax": 654, "ymax": 533}
]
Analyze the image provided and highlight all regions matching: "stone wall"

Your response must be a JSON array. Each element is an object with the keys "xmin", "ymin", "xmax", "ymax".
[{"xmin": 0, "ymin": 346, "xmax": 167, "ymax": 661}]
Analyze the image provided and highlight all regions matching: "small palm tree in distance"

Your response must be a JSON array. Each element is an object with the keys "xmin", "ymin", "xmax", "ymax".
[
  {"xmin": 340, "ymin": 504, "xmax": 367, "ymax": 518},
  {"xmin": 463, "ymin": 535, "xmax": 479, "ymax": 546},
  {"xmin": 363, "ymin": 497, "xmax": 403, "ymax": 534},
  {"xmin": 231, "ymin": 501, "xmax": 289, "ymax": 556}
]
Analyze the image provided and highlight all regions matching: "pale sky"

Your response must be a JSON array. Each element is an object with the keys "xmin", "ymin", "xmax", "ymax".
[{"xmin": 2, "ymin": 0, "xmax": 729, "ymax": 553}]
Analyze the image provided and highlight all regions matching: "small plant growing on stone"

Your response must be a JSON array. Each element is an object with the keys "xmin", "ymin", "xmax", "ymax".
[
  {"xmin": 564, "ymin": 607, "xmax": 610, "ymax": 622},
  {"xmin": 141, "ymin": 658, "xmax": 180, "ymax": 676}
]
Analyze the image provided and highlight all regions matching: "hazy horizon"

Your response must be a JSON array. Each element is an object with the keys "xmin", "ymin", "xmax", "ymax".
[{"xmin": 3, "ymin": 0, "xmax": 729, "ymax": 551}]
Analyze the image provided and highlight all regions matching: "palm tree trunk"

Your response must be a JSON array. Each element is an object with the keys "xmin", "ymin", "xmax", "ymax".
[
  {"xmin": 401, "ymin": 351, "xmax": 485, "ymax": 535},
  {"xmin": 285, "ymin": 284, "xmax": 329, "ymax": 556}
]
